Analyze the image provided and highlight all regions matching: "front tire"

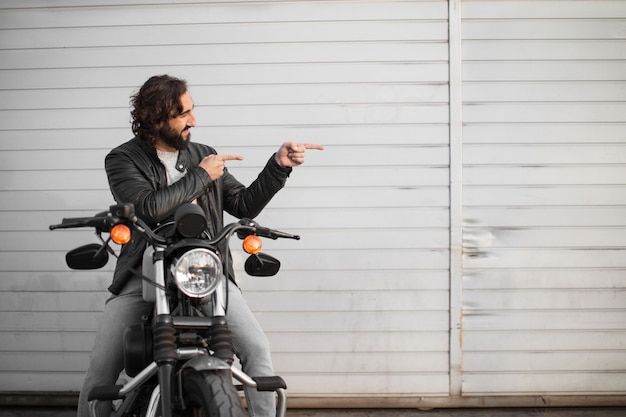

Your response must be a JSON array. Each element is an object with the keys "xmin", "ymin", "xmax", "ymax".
[{"xmin": 180, "ymin": 370, "xmax": 246, "ymax": 417}]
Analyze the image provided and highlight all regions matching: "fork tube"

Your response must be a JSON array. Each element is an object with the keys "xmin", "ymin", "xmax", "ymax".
[
  {"xmin": 157, "ymin": 364, "xmax": 174, "ymax": 417},
  {"xmin": 154, "ymin": 315, "xmax": 176, "ymax": 417},
  {"xmin": 212, "ymin": 277, "xmax": 227, "ymax": 317},
  {"xmin": 153, "ymin": 247, "xmax": 170, "ymax": 315},
  {"xmin": 152, "ymin": 247, "xmax": 174, "ymax": 416}
]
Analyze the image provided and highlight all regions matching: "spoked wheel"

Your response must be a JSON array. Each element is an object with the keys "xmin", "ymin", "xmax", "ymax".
[{"xmin": 180, "ymin": 370, "xmax": 246, "ymax": 417}]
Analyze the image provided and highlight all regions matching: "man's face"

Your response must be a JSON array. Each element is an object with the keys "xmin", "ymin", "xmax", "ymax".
[{"xmin": 157, "ymin": 91, "xmax": 196, "ymax": 151}]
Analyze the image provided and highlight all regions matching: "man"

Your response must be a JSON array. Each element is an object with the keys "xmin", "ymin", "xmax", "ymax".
[{"xmin": 77, "ymin": 74, "xmax": 323, "ymax": 417}]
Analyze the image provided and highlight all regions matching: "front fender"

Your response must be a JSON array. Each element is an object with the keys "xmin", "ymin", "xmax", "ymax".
[
  {"xmin": 181, "ymin": 356, "xmax": 231, "ymax": 373},
  {"xmin": 174, "ymin": 356, "xmax": 233, "ymax": 412}
]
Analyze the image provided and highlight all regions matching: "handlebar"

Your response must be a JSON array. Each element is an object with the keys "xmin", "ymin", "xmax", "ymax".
[{"xmin": 50, "ymin": 205, "xmax": 300, "ymax": 244}]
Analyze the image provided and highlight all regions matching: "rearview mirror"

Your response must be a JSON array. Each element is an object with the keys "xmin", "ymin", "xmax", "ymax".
[
  {"xmin": 66, "ymin": 244, "xmax": 109, "ymax": 270},
  {"xmin": 244, "ymin": 253, "xmax": 280, "ymax": 277}
]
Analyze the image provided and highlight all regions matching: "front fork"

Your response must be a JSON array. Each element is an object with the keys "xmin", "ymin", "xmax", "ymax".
[
  {"xmin": 151, "ymin": 248, "xmax": 240, "ymax": 417},
  {"xmin": 151, "ymin": 247, "xmax": 176, "ymax": 417},
  {"xmin": 91, "ymin": 249, "xmax": 288, "ymax": 417},
  {"xmin": 88, "ymin": 350, "xmax": 288, "ymax": 417}
]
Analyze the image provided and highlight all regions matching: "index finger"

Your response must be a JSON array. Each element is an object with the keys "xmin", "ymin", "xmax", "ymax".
[
  {"xmin": 217, "ymin": 154, "xmax": 244, "ymax": 161},
  {"xmin": 302, "ymin": 143, "xmax": 325, "ymax": 151}
]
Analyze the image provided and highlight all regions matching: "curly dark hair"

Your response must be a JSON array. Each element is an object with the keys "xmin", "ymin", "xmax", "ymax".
[{"xmin": 130, "ymin": 75, "xmax": 188, "ymax": 143}]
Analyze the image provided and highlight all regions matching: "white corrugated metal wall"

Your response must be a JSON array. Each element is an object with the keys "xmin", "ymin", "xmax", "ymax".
[
  {"xmin": 0, "ymin": 0, "xmax": 624, "ymax": 408},
  {"xmin": 460, "ymin": 0, "xmax": 626, "ymax": 398},
  {"xmin": 0, "ymin": 0, "xmax": 452, "ymax": 403}
]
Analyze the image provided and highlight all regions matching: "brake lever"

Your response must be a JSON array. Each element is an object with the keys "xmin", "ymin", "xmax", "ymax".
[{"xmin": 236, "ymin": 219, "xmax": 300, "ymax": 240}]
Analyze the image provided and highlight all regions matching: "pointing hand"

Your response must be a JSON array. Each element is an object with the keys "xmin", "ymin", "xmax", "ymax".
[
  {"xmin": 200, "ymin": 154, "xmax": 244, "ymax": 180},
  {"xmin": 275, "ymin": 142, "xmax": 324, "ymax": 168}
]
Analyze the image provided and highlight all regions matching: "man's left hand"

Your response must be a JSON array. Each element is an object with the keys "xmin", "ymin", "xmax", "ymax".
[{"xmin": 275, "ymin": 142, "xmax": 324, "ymax": 168}]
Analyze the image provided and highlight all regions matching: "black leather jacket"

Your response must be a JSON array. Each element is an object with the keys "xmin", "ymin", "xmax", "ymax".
[{"xmin": 104, "ymin": 137, "xmax": 292, "ymax": 295}]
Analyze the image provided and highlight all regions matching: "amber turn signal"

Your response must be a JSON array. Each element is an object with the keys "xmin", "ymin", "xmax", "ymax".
[
  {"xmin": 243, "ymin": 235, "xmax": 262, "ymax": 254},
  {"xmin": 110, "ymin": 224, "xmax": 132, "ymax": 245}
]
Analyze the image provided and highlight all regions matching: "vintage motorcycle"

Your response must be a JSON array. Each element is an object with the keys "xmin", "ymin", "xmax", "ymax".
[{"xmin": 50, "ymin": 202, "xmax": 296, "ymax": 417}]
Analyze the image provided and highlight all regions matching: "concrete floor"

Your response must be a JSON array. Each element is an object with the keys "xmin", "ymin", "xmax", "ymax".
[{"xmin": 1, "ymin": 407, "xmax": 626, "ymax": 417}]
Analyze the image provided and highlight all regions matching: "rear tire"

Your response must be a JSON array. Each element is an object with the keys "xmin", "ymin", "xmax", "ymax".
[{"xmin": 180, "ymin": 370, "xmax": 246, "ymax": 417}]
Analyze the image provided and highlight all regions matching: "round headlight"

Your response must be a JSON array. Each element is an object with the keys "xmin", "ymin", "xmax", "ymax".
[{"xmin": 172, "ymin": 249, "xmax": 222, "ymax": 298}]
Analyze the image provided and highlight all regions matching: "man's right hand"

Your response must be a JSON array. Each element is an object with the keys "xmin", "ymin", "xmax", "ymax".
[{"xmin": 200, "ymin": 154, "xmax": 244, "ymax": 180}]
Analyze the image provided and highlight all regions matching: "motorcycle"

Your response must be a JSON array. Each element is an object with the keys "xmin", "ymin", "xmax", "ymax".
[{"xmin": 50, "ymin": 202, "xmax": 297, "ymax": 417}]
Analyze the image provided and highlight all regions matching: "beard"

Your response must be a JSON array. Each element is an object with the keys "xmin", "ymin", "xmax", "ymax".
[{"xmin": 159, "ymin": 124, "xmax": 190, "ymax": 151}]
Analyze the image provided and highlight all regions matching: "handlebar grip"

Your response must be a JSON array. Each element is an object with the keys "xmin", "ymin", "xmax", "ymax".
[
  {"xmin": 49, "ymin": 216, "xmax": 113, "ymax": 231},
  {"xmin": 236, "ymin": 219, "xmax": 300, "ymax": 240},
  {"xmin": 49, "ymin": 219, "xmax": 89, "ymax": 230},
  {"xmin": 270, "ymin": 229, "xmax": 301, "ymax": 240},
  {"xmin": 255, "ymin": 225, "xmax": 300, "ymax": 240}
]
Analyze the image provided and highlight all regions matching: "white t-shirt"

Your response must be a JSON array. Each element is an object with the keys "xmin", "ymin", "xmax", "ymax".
[{"xmin": 156, "ymin": 149, "xmax": 186, "ymax": 185}]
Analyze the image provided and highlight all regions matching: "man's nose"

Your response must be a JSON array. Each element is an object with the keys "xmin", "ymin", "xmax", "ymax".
[{"xmin": 189, "ymin": 111, "xmax": 197, "ymax": 127}]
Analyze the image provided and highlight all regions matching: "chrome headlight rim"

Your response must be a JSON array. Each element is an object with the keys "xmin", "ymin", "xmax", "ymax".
[{"xmin": 172, "ymin": 248, "xmax": 222, "ymax": 298}]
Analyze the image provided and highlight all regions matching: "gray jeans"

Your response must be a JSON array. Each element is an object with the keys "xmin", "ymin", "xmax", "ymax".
[{"xmin": 77, "ymin": 282, "xmax": 276, "ymax": 417}]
